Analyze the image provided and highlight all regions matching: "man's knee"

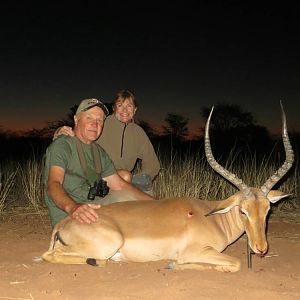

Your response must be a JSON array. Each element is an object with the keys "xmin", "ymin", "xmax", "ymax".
[{"xmin": 132, "ymin": 174, "xmax": 152, "ymax": 192}]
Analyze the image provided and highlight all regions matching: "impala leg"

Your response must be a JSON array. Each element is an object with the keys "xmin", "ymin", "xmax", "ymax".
[
  {"xmin": 172, "ymin": 245, "xmax": 241, "ymax": 273},
  {"xmin": 42, "ymin": 217, "xmax": 124, "ymax": 265},
  {"xmin": 167, "ymin": 261, "xmax": 213, "ymax": 271},
  {"xmin": 42, "ymin": 246, "xmax": 107, "ymax": 266}
]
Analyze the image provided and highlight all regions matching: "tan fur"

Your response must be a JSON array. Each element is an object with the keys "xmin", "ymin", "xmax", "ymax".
[{"xmin": 42, "ymin": 188, "xmax": 289, "ymax": 272}]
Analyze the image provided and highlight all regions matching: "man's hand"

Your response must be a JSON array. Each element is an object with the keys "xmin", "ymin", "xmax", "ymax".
[
  {"xmin": 69, "ymin": 203, "xmax": 101, "ymax": 224},
  {"xmin": 54, "ymin": 126, "xmax": 74, "ymax": 139},
  {"xmin": 48, "ymin": 165, "xmax": 101, "ymax": 225}
]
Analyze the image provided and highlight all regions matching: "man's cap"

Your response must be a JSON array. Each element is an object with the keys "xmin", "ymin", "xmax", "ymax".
[{"xmin": 76, "ymin": 98, "xmax": 109, "ymax": 116}]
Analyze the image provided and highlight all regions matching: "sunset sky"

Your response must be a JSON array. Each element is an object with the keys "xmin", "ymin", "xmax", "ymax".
[{"xmin": 1, "ymin": 2, "xmax": 299, "ymax": 137}]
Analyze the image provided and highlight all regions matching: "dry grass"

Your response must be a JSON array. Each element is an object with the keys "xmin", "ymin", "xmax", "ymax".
[
  {"xmin": 18, "ymin": 156, "xmax": 45, "ymax": 211},
  {"xmin": 1, "ymin": 149, "xmax": 299, "ymax": 218},
  {"xmin": 154, "ymin": 150, "xmax": 299, "ymax": 209},
  {"xmin": 0, "ymin": 163, "xmax": 18, "ymax": 213}
]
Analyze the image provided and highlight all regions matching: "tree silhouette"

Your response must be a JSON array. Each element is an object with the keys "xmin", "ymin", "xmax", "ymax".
[
  {"xmin": 163, "ymin": 113, "xmax": 189, "ymax": 142},
  {"xmin": 137, "ymin": 119, "xmax": 158, "ymax": 140},
  {"xmin": 200, "ymin": 103, "xmax": 272, "ymax": 157},
  {"xmin": 38, "ymin": 104, "xmax": 77, "ymax": 138},
  {"xmin": 201, "ymin": 104, "xmax": 255, "ymax": 132}
]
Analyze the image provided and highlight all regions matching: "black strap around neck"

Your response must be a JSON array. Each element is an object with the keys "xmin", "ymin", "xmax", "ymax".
[
  {"xmin": 75, "ymin": 137, "xmax": 102, "ymax": 177},
  {"xmin": 91, "ymin": 141, "xmax": 102, "ymax": 175}
]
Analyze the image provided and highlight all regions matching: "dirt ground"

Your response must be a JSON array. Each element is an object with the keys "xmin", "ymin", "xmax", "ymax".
[{"xmin": 0, "ymin": 210, "xmax": 299, "ymax": 300}]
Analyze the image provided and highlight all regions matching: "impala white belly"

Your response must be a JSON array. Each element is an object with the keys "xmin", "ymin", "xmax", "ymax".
[{"xmin": 111, "ymin": 236, "xmax": 185, "ymax": 262}]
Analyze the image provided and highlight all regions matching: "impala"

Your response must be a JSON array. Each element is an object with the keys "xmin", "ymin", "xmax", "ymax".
[{"xmin": 42, "ymin": 102, "xmax": 294, "ymax": 272}]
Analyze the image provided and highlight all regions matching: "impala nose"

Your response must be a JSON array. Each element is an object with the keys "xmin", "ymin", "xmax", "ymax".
[
  {"xmin": 255, "ymin": 249, "xmax": 266, "ymax": 257},
  {"xmin": 254, "ymin": 244, "xmax": 268, "ymax": 256}
]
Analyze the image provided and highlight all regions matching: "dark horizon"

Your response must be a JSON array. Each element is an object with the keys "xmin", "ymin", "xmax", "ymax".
[{"xmin": 1, "ymin": 2, "xmax": 299, "ymax": 136}]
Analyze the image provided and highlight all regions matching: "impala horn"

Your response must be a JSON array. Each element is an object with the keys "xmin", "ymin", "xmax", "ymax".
[
  {"xmin": 204, "ymin": 106, "xmax": 252, "ymax": 197},
  {"xmin": 260, "ymin": 101, "xmax": 294, "ymax": 195}
]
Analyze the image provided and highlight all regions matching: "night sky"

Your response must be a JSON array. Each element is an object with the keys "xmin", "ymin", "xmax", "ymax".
[{"xmin": 1, "ymin": 1, "xmax": 299, "ymax": 137}]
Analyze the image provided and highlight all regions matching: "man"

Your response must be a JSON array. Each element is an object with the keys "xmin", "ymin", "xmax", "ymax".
[{"xmin": 44, "ymin": 98, "xmax": 154, "ymax": 227}]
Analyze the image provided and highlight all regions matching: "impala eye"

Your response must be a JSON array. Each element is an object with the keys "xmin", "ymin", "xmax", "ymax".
[{"xmin": 240, "ymin": 209, "xmax": 247, "ymax": 216}]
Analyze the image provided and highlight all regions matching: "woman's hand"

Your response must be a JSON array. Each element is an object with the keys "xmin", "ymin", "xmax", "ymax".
[{"xmin": 53, "ymin": 126, "xmax": 74, "ymax": 139}]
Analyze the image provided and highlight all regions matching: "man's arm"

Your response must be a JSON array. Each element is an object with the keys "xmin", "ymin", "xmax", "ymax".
[
  {"xmin": 104, "ymin": 173, "xmax": 154, "ymax": 200},
  {"xmin": 47, "ymin": 165, "xmax": 100, "ymax": 223}
]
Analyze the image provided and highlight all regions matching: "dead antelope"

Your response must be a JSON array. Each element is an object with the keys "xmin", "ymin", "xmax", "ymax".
[{"xmin": 42, "ymin": 102, "xmax": 294, "ymax": 272}]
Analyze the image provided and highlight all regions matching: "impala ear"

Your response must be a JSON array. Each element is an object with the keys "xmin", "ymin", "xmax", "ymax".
[
  {"xmin": 205, "ymin": 206, "xmax": 237, "ymax": 216},
  {"xmin": 267, "ymin": 190, "xmax": 292, "ymax": 204},
  {"xmin": 205, "ymin": 196, "xmax": 241, "ymax": 216}
]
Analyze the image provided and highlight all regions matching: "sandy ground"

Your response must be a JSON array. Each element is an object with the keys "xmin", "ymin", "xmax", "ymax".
[{"xmin": 0, "ymin": 212, "xmax": 299, "ymax": 300}]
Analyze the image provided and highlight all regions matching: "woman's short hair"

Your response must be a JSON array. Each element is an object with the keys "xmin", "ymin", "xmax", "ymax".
[{"xmin": 113, "ymin": 89, "xmax": 137, "ymax": 109}]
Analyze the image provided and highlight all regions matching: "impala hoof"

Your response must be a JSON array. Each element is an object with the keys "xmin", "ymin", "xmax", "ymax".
[
  {"xmin": 165, "ymin": 261, "xmax": 174, "ymax": 269},
  {"xmin": 86, "ymin": 258, "xmax": 98, "ymax": 266}
]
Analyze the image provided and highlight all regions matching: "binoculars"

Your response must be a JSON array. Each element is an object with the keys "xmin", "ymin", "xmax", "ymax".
[{"xmin": 87, "ymin": 178, "xmax": 109, "ymax": 200}]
